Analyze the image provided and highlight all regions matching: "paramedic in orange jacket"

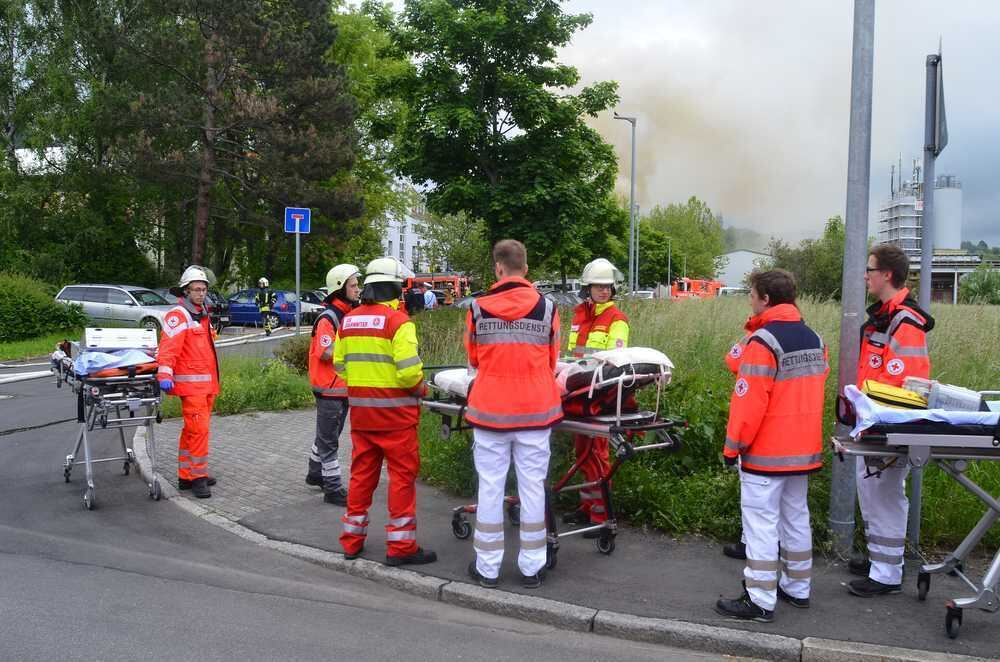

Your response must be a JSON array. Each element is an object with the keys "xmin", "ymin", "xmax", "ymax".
[
  {"xmin": 715, "ymin": 269, "xmax": 829, "ymax": 622},
  {"xmin": 335, "ymin": 257, "xmax": 437, "ymax": 567},
  {"xmin": 156, "ymin": 265, "xmax": 221, "ymax": 499},
  {"xmin": 563, "ymin": 258, "xmax": 628, "ymax": 534},
  {"xmin": 305, "ymin": 264, "xmax": 361, "ymax": 505},
  {"xmin": 464, "ymin": 239, "xmax": 562, "ymax": 589},
  {"xmin": 848, "ymin": 244, "xmax": 934, "ymax": 598}
]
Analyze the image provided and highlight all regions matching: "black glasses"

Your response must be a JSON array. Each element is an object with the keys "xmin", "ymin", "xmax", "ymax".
[{"xmin": 865, "ymin": 267, "xmax": 881, "ymax": 273}]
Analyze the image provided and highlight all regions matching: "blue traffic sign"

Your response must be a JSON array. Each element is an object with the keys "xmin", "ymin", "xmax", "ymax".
[{"xmin": 284, "ymin": 207, "xmax": 311, "ymax": 234}]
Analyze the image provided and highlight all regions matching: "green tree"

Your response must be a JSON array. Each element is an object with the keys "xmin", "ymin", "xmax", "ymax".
[
  {"xmin": 418, "ymin": 209, "xmax": 492, "ymax": 284},
  {"xmin": 385, "ymin": 0, "xmax": 624, "ymax": 282},
  {"xmin": 959, "ymin": 265, "xmax": 1000, "ymax": 305},
  {"xmin": 768, "ymin": 216, "xmax": 845, "ymax": 300},
  {"xmin": 644, "ymin": 197, "xmax": 726, "ymax": 279}
]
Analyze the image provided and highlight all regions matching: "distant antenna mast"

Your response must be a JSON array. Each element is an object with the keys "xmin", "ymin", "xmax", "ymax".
[{"xmin": 890, "ymin": 164, "xmax": 896, "ymax": 195}]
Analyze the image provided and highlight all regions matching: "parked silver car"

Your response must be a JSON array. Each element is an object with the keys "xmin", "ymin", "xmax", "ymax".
[{"xmin": 55, "ymin": 284, "xmax": 175, "ymax": 331}]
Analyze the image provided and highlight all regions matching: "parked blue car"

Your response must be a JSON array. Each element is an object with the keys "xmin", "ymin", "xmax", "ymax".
[{"xmin": 227, "ymin": 289, "xmax": 303, "ymax": 326}]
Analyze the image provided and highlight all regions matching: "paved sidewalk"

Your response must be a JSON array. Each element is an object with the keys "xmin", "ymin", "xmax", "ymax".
[{"xmin": 156, "ymin": 408, "xmax": 1000, "ymax": 660}]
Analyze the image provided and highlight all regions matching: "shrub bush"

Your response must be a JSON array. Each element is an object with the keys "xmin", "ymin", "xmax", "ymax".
[
  {"xmin": 0, "ymin": 272, "xmax": 88, "ymax": 342},
  {"xmin": 276, "ymin": 334, "xmax": 311, "ymax": 374}
]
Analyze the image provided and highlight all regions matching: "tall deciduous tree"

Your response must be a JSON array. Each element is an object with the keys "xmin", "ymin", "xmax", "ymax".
[
  {"xmin": 768, "ymin": 216, "xmax": 846, "ymax": 300},
  {"xmin": 385, "ymin": 0, "xmax": 624, "ymax": 281},
  {"xmin": 644, "ymin": 197, "xmax": 726, "ymax": 279}
]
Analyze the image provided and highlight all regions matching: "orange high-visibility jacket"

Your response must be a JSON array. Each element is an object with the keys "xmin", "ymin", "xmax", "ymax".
[
  {"xmin": 568, "ymin": 301, "xmax": 629, "ymax": 357},
  {"xmin": 156, "ymin": 300, "xmax": 220, "ymax": 397},
  {"xmin": 464, "ymin": 277, "xmax": 562, "ymax": 431},
  {"xmin": 726, "ymin": 329, "xmax": 752, "ymax": 375},
  {"xmin": 309, "ymin": 297, "xmax": 353, "ymax": 399},
  {"xmin": 723, "ymin": 304, "xmax": 829, "ymax": 475},
  {"xmin": 334, "ymin": 300, "xmax": 425, "ymax": 432},
  {"xmin": 856, "ymin": 288, "xmax": 933, "ymax": 388}
]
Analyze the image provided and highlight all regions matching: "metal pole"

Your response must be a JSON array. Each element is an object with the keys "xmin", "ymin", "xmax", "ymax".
[
  {"xmin": 666, "ymin": 237, "xmax": 671, "ymax": 292},
  {"xmin": 830, "ymin": 0, "xmax": 875, "ymax": 561},
  {"xmin": 629, "ymin": 120, "xmax": 637, "ymax": 291},
  {"xmin": 615, "ymin": 113, "xmax": 637, "ymax": 292},
  {"xmin": 634, "ymin": 205, "xmax": 641, "ymax": 290},
  {"xmin": 909, "ymin": 52, "xmax": 941, "ymax": 551},
  {"xmin": 295, "ymin": 228, "xmax": 301, "ymax": 335}
]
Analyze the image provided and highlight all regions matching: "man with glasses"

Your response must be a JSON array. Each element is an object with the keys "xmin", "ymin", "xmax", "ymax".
[
  {"xmin": 157, "ymin": 266, "xmax": 221, "ymax": 499},
  {"xmin": 848, "ymin": 244, "xmax": 934, "ymax": 598}
]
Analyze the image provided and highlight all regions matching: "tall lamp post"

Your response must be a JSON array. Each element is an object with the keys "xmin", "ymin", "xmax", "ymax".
[{"xmin": 614, "ymin": 112, "xmax": 637, "ymax": 292}]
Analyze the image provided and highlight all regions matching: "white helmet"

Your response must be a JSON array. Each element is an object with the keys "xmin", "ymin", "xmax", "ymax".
[
  {"xmin": 326, "ymin": 263, "xmax": 361, "ymax": 293},
  {"xmin": 171, "ymin": 265, "xmax": 215, "ymax": 296},
  {"xmin": 258, "ymin": 277, "xmax": 269, "ymax": 288},
  {"xmin": 580, "ymin": 258, "xmax": 622, "ymax": 285},
  {"xmin": 363, "ymin": 257, "xmax": 414, "ymax": 285}
]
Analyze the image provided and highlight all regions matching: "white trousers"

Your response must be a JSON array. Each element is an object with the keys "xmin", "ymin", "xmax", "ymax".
[
  {"xmin": 856, "ymin": 457, "xmax": 909, "ymax": 585},
  {"xmin": 472, "ymin": 427, "xmax": 551, "ymax": 578},
  {"xmin": 740, "ymin": 470, "xmax": 813, "ymax": 611}
]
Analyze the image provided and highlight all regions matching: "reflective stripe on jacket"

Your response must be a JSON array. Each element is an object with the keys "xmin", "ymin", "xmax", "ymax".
[
  {"xmin": 334, "ymin": 299, "xmax": 424, "ymax": 431},
  {"xmin": 309, "ymin": 298, "xmax": 352, "ymax": 399},
  {"xmin": 156, "ymin": 301, "xmax": 220, "ymax": 397},
  {"xmin": 856, "ymin": 288, "xmax": 933, "ymax": 388},
  {"xmin": 464, "ymin": 277, "xmax": 562, "ymax": 431},
  {"xmin": 724, "ymin": 304, "xmax": 828, "ymax": 475},
  {"xmin": 567, "ymin": 301, "xmax": 629, "ymax": 357}
]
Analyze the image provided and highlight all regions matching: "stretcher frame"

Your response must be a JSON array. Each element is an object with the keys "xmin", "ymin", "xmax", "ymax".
[
  {"xmin": 833, "ymin": 424, "xmax": 1000, "ymax": 640},
  {"xmin": 422, "ymin": 361, "xmax": 683, "ymax": 569},
  {"xmin": 53, "ymin": 348, "xmax": 164, "ymax": 510}
]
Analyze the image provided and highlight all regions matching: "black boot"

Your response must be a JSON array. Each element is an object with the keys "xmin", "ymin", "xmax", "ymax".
[
  {"xmin": 722, "ymin": 542, "xmax": 747, "ymax": 559},
  {"xmin": 323, "ymin": 488, "xmax": 348, "ymax": 506},
  {"xmin": 179, "ymin": 475, "xmax": 216, "ymax": 490},
  {"xmin": 847, "ymin": 577, "xmax": 902, "ymax": 598},
  {"xmin": 385, "ymin": 547, "xmax": 437, "ymax": 566},
  {"xmin": 715, "ymin": 587, "xmax": 774, "ymax": 623},
  {"xmin": 305, "ymin": 474, "xmax": 324, "ymax": 488},
  {"xmin": 562, "ymin": 509, "xmax": 589, "ymax": 525},
  {"xmin": 191, "ymin": 477, "xmax": 211, "ymax": 499}
]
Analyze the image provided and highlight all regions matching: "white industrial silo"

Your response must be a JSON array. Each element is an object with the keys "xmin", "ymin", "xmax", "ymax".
[{"xmin": 934, "ymin": 175, "xmax": 963, "ymax": 249}]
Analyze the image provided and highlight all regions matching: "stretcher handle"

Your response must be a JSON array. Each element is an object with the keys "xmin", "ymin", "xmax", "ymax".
[
  {"xmin": 421, "ymin": 364, "xmax": 467, "ymax": 372},
  {"xmin": 608, "ymin": 418, "xmax": 682, "ymax": 435}
]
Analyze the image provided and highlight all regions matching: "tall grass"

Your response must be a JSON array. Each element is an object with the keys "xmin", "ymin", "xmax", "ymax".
[{"xmin": 411, "ymin": 299, "xmax": 1000, "ymax": 550}]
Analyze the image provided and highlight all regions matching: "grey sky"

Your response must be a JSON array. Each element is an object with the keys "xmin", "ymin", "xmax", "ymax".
[
  {"xmin": 559, "ymin": 0, "xmax": 1000, "ymax": 244},
  {"xmin": 386, "ymin": 1, "xmax": 1000, "ymax": 245}
]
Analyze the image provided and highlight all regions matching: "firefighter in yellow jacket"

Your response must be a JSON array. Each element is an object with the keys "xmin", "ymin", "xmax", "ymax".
[
  {"xmin": 563, "ymin": 258, "xmax": 629, "ymax": 534},
  {"xmin": 335, "ymin": 257, "xmax": 436, "ymax": 566}
]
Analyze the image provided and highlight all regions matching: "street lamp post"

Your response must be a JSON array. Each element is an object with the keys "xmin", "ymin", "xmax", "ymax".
[
  {"xmin": 614, "ymin": 112, "xmax": 637, "ymax": 292},
  {"xmin": 665, "ymin": 236, "xmax": 672, "ymax": 293}
]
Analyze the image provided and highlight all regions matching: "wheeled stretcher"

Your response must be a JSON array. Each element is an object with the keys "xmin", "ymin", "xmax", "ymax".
[
  {"xmin": 422, "ymin": 347, "xmax": 684, "ymax": 569},
  {"xmin": 834, "ymin": 387, "xmax": 1000, "ymax": 640},
  {"xmin": 51, "ymin": 329, "xmax": 165, "ymax": 510}
]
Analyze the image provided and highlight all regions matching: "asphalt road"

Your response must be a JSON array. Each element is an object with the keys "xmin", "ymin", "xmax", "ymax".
[{"xmin": 0, "ymin": 347, "xmax": 715, "ymax": 661}]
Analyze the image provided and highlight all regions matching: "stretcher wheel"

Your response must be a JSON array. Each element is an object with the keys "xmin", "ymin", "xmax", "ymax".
[
  {"xmin": 123, "ymin": 461, "xmax": 131, "ymax": 475},
  {"xmin": 83, "ymin": 487, "xmax": 95, "ymax": 510},
  {"xmin": 917, "ymin": 572, "xmax": 930, "ymax": 601},
  {"xmin": 507, "ymin": 503, "xmax": 520, "ymax": 527},
  {"xmin": 545, "ymin": 545, "xmax": 558, "ymax": 570},
  {"xmin": 64, "ymin": 467, "xmax": 71, "ymax": 483},
  {"xmin": 451, "ymin": 513, "xmax": 471, "ymax": 539},
  {"xmin": 150, "ymin": 479, "xmax": 162, "ymax": 501},
  {"xmin": 156, "ymin": 412, "xmax": 163, "ymax": 424},
  {"xmin": 596, "ymin": 533, "xmax": 616, "ymax": 555},
  {"xmin": 945, "ymin": 606, "xmax": 962, "ymax": 639}
]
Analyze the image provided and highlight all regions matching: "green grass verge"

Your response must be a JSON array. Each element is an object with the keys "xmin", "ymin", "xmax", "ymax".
[
  {"xmin": 160, "ymin": 356, "xmax": 313, "ymax": 419},
  {"xmin": 0, "ymin": 329, "xmax": 82, "ymax": 361},
  {"xmin": 410, "ymin": 300, "xmax": 1000, "ymax": 550}
]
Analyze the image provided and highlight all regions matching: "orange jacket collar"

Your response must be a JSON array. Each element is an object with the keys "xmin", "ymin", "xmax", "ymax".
[
  {"xmin": 879, "ymin": 287, "xmax": 910, "ymax": 314},
  {"xmin": 744, "ymin": 303, "xmax": 801, "ymax": 332},
  {"xmin": 490, "ymin": 276, "xmax": 533, "ymax": 291}
]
